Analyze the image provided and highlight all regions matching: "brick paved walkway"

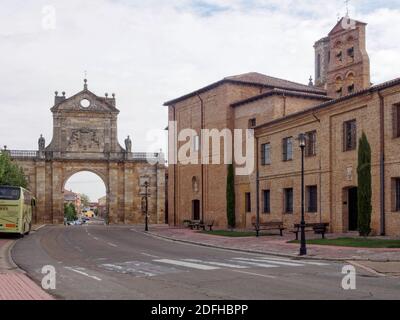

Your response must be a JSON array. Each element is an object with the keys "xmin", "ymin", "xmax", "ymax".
[
  {"xmin": 0, "ymin": 272, "xmax": 54, "ymax": 300},
  {"xmin": 0, "ymin": 234, "xmax": 53, "ymax": 300},
  {"xmin": 146, "ymin": 226, "xmax": 400, "ymax": 262}
]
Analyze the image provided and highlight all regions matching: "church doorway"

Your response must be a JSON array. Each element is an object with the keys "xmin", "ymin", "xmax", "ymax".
[
  {"xmin": 192, "ymin": 200, "xmax": 200, "ymax": 221},
  {"xmin": 348, "ymin": 187, "xmax": 358, "ymax": 231}
]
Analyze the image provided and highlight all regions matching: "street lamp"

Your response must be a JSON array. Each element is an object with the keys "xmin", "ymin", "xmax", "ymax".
[
  {"xmin": 142, "ymin": 181, "xmax": 149, "ymax": 232},
  {"xmin": 297, "ymin": 133, "xmax": 307, "ymax": 256}
]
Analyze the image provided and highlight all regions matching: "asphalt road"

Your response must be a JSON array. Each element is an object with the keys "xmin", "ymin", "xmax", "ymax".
[{"xmin": 11, "ymin": 225, "xmax": 400, "ymax": 300}]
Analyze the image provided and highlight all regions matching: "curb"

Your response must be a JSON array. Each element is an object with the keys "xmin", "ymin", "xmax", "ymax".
[
  {"xmin": 144, "ymin": 230, "xmax": 400, "ymax": 263},
  {"xmin": 32, "ymin": 225, "xmax": 46, "ymax": 232},
  {"xmin": 0, "ymin": 240, "xmax": 19, "ymax": 272}
]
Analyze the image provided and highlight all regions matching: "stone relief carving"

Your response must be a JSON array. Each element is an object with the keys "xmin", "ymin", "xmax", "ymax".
[{"xmin": 68, "ymin": 128, "xmax": 100, "ymax": 151}]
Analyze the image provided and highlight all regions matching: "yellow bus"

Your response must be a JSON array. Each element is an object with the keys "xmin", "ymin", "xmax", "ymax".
[{"xmin": 0, "ymin": 186, "xmax": 36, "ymax": 236}]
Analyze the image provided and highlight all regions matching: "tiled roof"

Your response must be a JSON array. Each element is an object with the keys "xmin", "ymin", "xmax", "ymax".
[
  {"xmin": 164, "ymin": 72, "xmax": 327, "ymax": 106},
  {"xmin": 231, "ymin": 88, "xmax": 331, "ymax": 108},
  {"xmin": 255, "ymin": 77, "xmax": 400, "ymax": 130}
]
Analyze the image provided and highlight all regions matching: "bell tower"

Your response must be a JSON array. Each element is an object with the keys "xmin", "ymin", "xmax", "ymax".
[{"xmin": 314, "ymin": 16, "xmax": 370, "ymax": 98}]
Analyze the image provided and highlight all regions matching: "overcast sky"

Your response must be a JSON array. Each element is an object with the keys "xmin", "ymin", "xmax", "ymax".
[{"xmin": 1, "ymin": 0, "xmax": 399, "ymax": 200}]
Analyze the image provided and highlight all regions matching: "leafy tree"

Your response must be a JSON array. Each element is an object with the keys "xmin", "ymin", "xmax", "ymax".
[
  {"xmin": 357, "ymin": 132, "xmax": 372, "ymax": 237},
  {"xmin": 226, "ymin": 164, "xmax": 236, "ymax": 229},
  {"xmin": 80, "ymin": 193, "xmax": 90, "ymax": 208},
  {"xmin": 0, "ymin": 152, "xmax": 28, "ymax": 188},
  {"xmin": 64, "ymin": 203, "xmax": 77, "ymax": 222}
]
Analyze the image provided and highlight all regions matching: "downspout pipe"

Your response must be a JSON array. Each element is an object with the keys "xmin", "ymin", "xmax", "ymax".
[
  {"xmin": 378, "ymin": 91, "xmax": 386, "ymax": 236},
  {"xmin": 256, "ymin": 136, "xmax": 260, "ymax": 236},
  {"xmin": 197, "ymin": 94, "xmax": 205, "ymax": 223}
]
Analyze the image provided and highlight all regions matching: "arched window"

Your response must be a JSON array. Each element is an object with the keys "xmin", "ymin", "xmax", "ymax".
[
  {"xmin": 317, "ymin": 54, "xmax": 321, "ymax": 79},
  {"xmin": 335, "ymin": 76, "xmax": 343, "ymax": 96},
  {"xmin": 192, "ymin": 176, "xmax": 199, "ymax": 193},
  {"xmin": 346, "ymin": 72, "xmax": 355, "ymax": 94}
]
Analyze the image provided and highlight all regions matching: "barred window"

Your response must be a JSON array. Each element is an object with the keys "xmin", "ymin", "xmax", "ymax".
[
  {"xmin": 245, "ymin": 193, "xmax": 251, "ymax": 213},
  {"xmin": 343, "ymin": 120, "xmax": 357, "ymax": 151},
  {"xmin": 283, "ymin": 137, "xmax": 293, "ymax": 161},
  {"xmin": 263, "ymin": 190, "xmax": 270, "ymax": 214},
  {"xmin": 261, "ymin": 143, "xmax": 271, "ymax": 165},
  {"xmin": 305, "ymin": 131, "xmax": 317, "ymax": 157},
  {"xmin": 284, "ymin": 188, "xmax": 293, "ymax": 214},
  {"xmin": 307, "ymin": 186, "xmax": 318, "ymax": 213},
  {"xmin": 248, "ymin": 118, "xmax": 257, "ymax": 128}
]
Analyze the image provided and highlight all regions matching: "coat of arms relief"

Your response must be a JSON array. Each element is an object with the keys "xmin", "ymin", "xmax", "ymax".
[{"xmin": 68, "ymin": 128, "xmax": 101, "ymax": 151}]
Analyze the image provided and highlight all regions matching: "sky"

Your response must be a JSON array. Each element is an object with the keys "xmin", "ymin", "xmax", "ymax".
[{"xmin": 1, "ymin": 0, "xmax": 399, "ymax": 200}]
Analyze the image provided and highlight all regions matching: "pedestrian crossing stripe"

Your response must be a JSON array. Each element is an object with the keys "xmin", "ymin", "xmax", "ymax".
[
  {"xmin": 232, "ymin": 257, "xmax": 304, "ymax": 267},
  {"xmin": 154, "ymin": 259, "xmax": 220, "ymax": 270},
  {"xmin": 228, "ymin": 260, "xmax": 278, "ymax": 268},
  {"xmin": 255, "ymin": 256, "xmax": 330, "ymax": 266},
  {"xmin": 183, "ymin": 259, "xmax": 248, "ymax": 269}
]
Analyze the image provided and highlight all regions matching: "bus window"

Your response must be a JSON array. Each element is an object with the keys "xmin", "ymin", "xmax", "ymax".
[{"xmin": 0, "ymin": 187, "xmax": 21, "ymax": 200}]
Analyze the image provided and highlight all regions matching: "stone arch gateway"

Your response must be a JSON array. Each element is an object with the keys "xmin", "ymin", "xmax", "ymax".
[{"xmin": 7, "ymin": 80, "xmax": 165, "ymax": 225}]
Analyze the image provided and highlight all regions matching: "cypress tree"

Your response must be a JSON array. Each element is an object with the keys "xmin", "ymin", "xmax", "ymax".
[
  {"xmin": 357, "ymin": 132, "xmax": 372, "ymax": 237},
  {"xmin": 226, "ymin": 164, "xmax": 236, "ymax": 229}
]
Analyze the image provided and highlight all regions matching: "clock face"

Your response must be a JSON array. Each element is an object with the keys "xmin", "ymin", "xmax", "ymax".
[{"xmin": 80, "ymin": 99, "xmax": 91, "ymax": 108}]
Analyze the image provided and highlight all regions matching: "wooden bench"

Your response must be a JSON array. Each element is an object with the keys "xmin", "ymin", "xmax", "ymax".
[
  {"xmin": 253, "ymin": 221, "xmax": 286, "ymax": 237},
  {"xmin": 292, "ymin": 223, "xmax": 330, "ymax": 240},
  {"xmin": 188, "ymin": 219, "xmax": 215, "ymax": 231}
]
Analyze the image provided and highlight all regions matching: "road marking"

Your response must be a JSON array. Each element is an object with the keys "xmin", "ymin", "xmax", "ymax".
[
  {"xmin": 108, "ymin": 243, "xmax": 118, "ymax": 247},
  {"xmin": 183, "ymin": 259, "xmax": 248, "ymax": 269},
  {"xmin": 93, "ymin": 237, "xmax": 99, "ymax": 241},
  {"xmin": 230, "ymin": 270, "xmax": 276, "ymax": 279},
  {"xmin": 229, "ymin": 260, "xmax": 278, "ymax": 268},
  {"xmin": 141, "ymin": 252, "xmax": 160, "ymax": 258},
  {"xmin": 64, "ymin": 267, "xmax": 102, "ymax": 281},
  {"xmin": 233, "ymin": 257, "xmax": 304, "ymax": 267},
  {"xmin": 257, "ymin": 257, "xmax": 329, "ymax": 266},
  {"xmin": 154, "ymin": 259, "xmax": 220, "ymax": 270}
]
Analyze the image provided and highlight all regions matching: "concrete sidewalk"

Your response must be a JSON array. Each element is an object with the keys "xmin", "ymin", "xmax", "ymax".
[
  {"xmin": 145, "ymin": 226, "xmax": 400, "ymax": 262},
  {"xmin": 0, "ymin": 226, "xmax": 54, "ymax": 300}
]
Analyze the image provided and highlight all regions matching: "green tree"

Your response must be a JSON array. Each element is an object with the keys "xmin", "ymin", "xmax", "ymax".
[
  {"xmin": 80, "ymin": 193, "xmax": 90, "ymax": 208},
  {"xmin": 64, "ymin": 203, "xmax": 77, "ymax": 222},
  {"xmin": 357, "ymin": 132, "xmax": 372, "ymax": 237},
  {"xmin": 226, "ymin": 164, "xmax": 236, "ymax": 229},
  {"xmin": 0, "ymin": 152, "xmax": 28, "ymax": 188}
]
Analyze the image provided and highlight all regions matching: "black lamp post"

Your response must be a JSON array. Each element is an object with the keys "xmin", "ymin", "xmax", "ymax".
[
  {"xmin": 298, "ymin": 133, "xmax": 307, "ymax": 256},
  {"xmin": 144, "ymin": 181, "xmax": 149, "ymax": 232}
]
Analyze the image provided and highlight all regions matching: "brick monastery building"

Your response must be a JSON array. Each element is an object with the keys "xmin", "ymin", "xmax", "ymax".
[{"xmin": 165, "ymin": 17, "xmax": 400, "ymax": 236}]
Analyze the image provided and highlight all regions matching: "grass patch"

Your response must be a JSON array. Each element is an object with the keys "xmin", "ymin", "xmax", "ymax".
[
  {"xmin": 200, "ymin": 230, "xmax": 272, "ymax": 237},
  {"xmin": 288, "ymin": 237, "xmax": 400, "ymax": 248}
]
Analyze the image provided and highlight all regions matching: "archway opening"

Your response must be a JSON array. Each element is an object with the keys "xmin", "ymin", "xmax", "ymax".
[{"xmin": 63, "ymin": 171, "xmax": 107, "ymax": 224}]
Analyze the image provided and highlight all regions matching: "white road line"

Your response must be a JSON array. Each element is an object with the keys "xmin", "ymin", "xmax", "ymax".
[
  {"xmin": 154, "ymin": 259, "xmax": 220, "ymax": 270},
  {"xmin": 93, "ymin": 237, "xmax": 99, "ymax": 241},
  {"xmin": 183, "ymin": 259, "xmax": 248, "ymax": 269},
  {"xmin": 141, "ymin": 252, "xmax": 160, "ymax": 258},
  {"xmin": 64, "ymin": 267, "xmax": 102, "ymax": 281},
  {"xmin": 229, "ymin": 260, "xmax": 278, "ymax": 268},
  {"xmin": 230, "ymin": 270, "xmax": 276, "ymax": 279},
  {"xmin": 257, "ymin": 257, "xmax": 329, "ymax": 266},
  {"xmin": 233, "ymin": 258, "xmax": 304, "ymax": 267},
  {"xmin": 108, "ymin": 243, "xmax": 118, "ymax": 247}
]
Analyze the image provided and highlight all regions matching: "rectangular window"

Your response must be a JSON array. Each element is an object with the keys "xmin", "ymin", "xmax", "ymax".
[
  {"xmin": 305, "ymin": 131, "xmax": 317, "ymax": 157},
  {"xmin": 284, "ymin": 188, "xmax": 293, "ymax": 214},
  {"xmin": 396, "ymin": 179, "xmax": 400, "ymax": 212},
  {"xmin": 263, "ymin": 190, "xmax": 270, "ymax": 214},
  {"xmin": 283, "ymin": 137, "xmax": 293, "ymax": 161},
  {"xmin": 394, "ymin": 104, "xmax": 400, "ymax": 138},
  {"xmin": 261, "ymin": 143, "xmax": 271, "ymax": 165},
  {"xmin": 343, "ymin": 120, "xmax": 357, "ymax": 151},
  {"xmin": 245, "ymin": 193, "xmax": 251, "ymax": 213},
  {"xmin": 248, "ymin": 118, "xmax": 256, "ymax": 128},
  {"xmin": 307, "ymin": 186, "xmax": 318, "ymax": 213}
]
